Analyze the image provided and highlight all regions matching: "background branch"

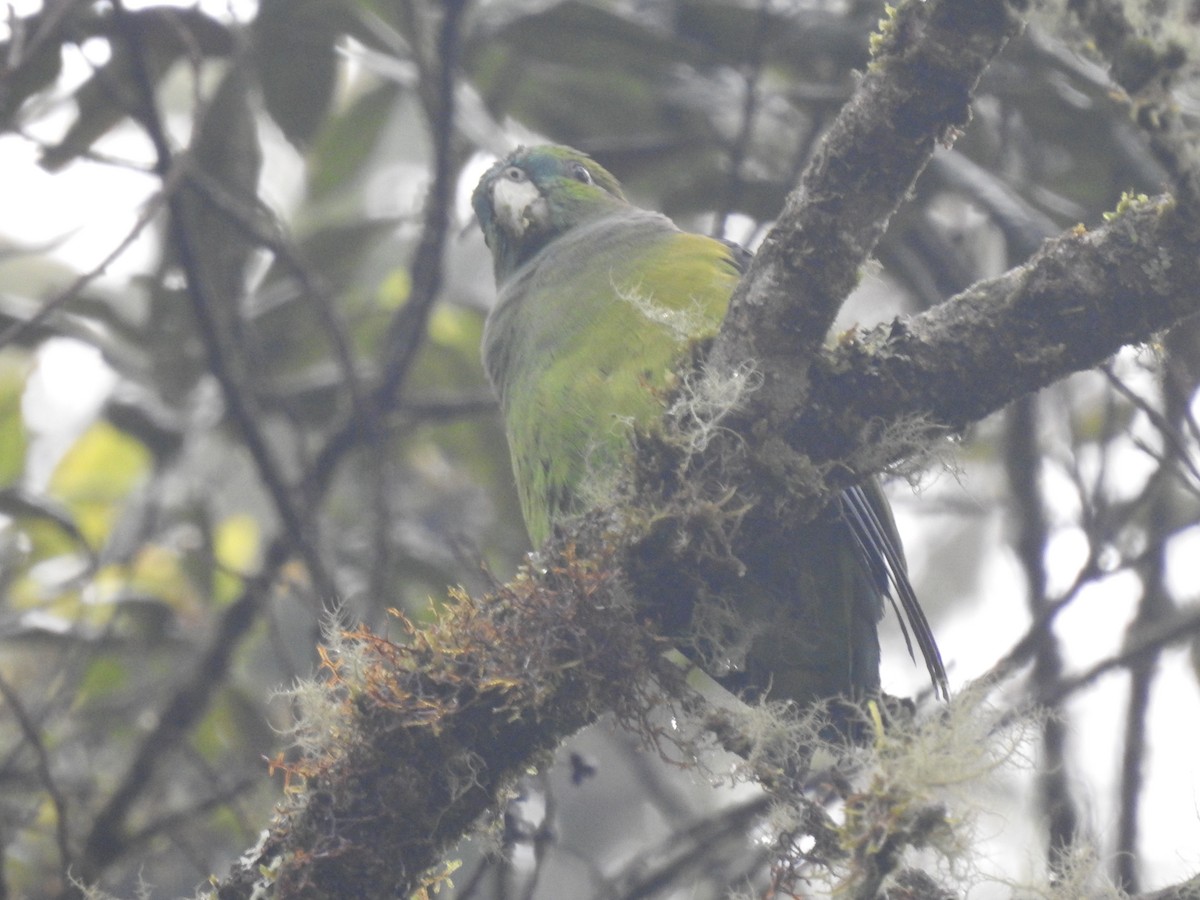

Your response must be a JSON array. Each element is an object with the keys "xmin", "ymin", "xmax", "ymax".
[{"xmin": 212, "ymin": 1, "xmax": 1200, "ymax": 896}]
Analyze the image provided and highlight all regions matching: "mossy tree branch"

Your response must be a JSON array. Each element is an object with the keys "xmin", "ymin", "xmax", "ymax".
[
  {"xmin": 217, "ymin": 544, "xmax": 685, "ymax": 899},
  {"xmin": 793, "ymin": 195, "xmax": 1200, "ymax": 472},
  {"xmin": 712, "ymin": 0, "xmax": 1029, "ymax": 418}
]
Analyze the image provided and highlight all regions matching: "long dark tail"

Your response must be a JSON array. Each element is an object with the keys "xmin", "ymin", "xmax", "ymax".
[{"xmin": 840, "ymin": 485, "xmax": 949, "ymax": 700}]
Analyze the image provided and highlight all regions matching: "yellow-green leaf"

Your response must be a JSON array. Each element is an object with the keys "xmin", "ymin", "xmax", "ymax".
[
  {"xmin": 0, "ymin": 354, "xmax": 29, "ymax": 485},
  {"xmin": 48, "ymin": 421, "xmax": 151, "ymax": 545}
]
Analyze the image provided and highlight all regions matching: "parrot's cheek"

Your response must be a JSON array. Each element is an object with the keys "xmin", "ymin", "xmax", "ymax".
[{"xmin": 492, "ymin": 177, "xmax": 547, "ymax": 238}]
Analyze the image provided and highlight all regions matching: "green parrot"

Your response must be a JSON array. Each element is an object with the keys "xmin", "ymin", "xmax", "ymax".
[{"xmin": 474, "ymin": 144, "xmax": 947, "ymax": 707}]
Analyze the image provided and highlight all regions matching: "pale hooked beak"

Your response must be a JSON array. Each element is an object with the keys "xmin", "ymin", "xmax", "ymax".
[{"xmin": 491, "ymin": 174, "xmax": 546, "ymax": 238}]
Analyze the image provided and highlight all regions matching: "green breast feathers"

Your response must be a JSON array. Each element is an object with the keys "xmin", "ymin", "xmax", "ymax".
[{"xmin": 482, "ymin": 207, "xmax": 740, "ymax": 543}]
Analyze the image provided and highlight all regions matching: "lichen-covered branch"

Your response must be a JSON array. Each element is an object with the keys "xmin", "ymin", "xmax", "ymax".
[
  {"xmin": 792, "ymin": 195, "xmax": 1200, "ymax": 470},
  {"xmin": 713, "ymin": 0, "xmax": 1029, "ymax": 419}
]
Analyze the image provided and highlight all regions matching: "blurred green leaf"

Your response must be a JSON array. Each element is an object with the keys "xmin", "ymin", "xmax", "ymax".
[
  {"xmin": 404, "ymin": 305, "xmax": 485, "ymax": 394},
  {"xmin": 264, "ymin": 218, "xmax": 406, "ymax": 299},
  {"xmin": 214, "ymin": 512, "xmax": 259, "ymax": 571},
  {"xmin": 213, "ymin": 513, "xmax": 258, "ymax": 604},
  {"xmin": 47, "ymin": 420, "xmax": 151, "ymax": 546},
  {"xmin": 195, "ymin": 684, "xmax": 276, "ymax": 762},
  {"xmin": 463, "ymin": 1, "xmax": 709, "ymax": 150},
  {"xmin": 0, "ymin": 10, "xmax": 65, "ymax": 129},
  {"xmin": 245, "ymin": 219, "xmax": 405, "ymax": 388},
  {"xmin": 100, "ymin": 545, "xmax": 199, "ymax": 613},
  {"xmin": 141, "ymin": 281, "xmax": 208, "ymax": 404},
  {"xmin": 676, "ymin": 0, "xmax": 871, "ymax": 71},
  {"xmin": 77, "ymin": 656, "xmax": 129, "ymax": 703},
  {"xmin": 307, "ymin": 81, "xmax": 405, "ymax": 200},
  {"xmin": 0, "ymin": 354, "xmax": 28, "ymax": 485},
  {"xmin": 253, "ymin": 0, "xmax": 344, "ymax": 148},
  {"xmin": 0, "ymin": 487, "xmax": 94, "ymax": 566},
  {"xmin": 179, "ymin": 65, "xmax": 262, "ymax": 311}
]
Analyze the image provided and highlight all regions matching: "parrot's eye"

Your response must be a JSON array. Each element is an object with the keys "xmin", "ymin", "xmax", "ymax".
[
  {"xmin": 503, "ymin": 166, "xmax": 527, "ymax": 183},
  {"xmin": 570, "ymin": 163, "xmax": 593, "ymax": 185}
]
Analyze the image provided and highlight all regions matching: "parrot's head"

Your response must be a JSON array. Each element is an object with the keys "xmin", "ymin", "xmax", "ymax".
[{"xmin": 473, "ymin": 145, "xmax": 629, "ymax": 284}]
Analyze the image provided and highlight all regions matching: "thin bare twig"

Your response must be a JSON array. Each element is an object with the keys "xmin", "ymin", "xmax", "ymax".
[
  {"xmin": 713, "ymin": 0, "xmax": 772, "ymax": 239},
  {"xmin": 120, "ymin": 775, "xmax": 261, "ymax": 862},
  {"xmin": 113, "ymin": 20, "xmax": 333, "ymax": 601},
  {"xmin": 73, "ymin": 3, "xmax": 333, "ymax": 882},
  {"xmin": 597, "ymin": 796, "xmax": 772, "ymax": 900},
  {"xmin": 0, "ymin": 163, "xmax": 177, "ymax": 350},
  {"xmin": 77, "ymin": 539, "xmax": 292, "ymax": 885},
  {"xmin": 1041, "ymin": 603, "xmax": 1200, "ymax": 708},
  {"xmin": 981, "ymin": 561, "xmax": 1098, "ymax": 689},
  {"xmin": 1117, "ymin": 571, "xmax": 1161, "ymax": 894},
  {"xmin": 1103, "ymin": 364, "xmax": 1200, "ymax": 489},
  {"xmin": 0, "ymin": 672, "xmax": 71, "ymax": 883},
  {"xmin": 1006, "ymin": 396, "xmax": 1079, "ymax": 870},
  {"xmin": 1067, "ymin": 0, "xmax": 1200, "ymax": 215},
  {"xmin": 308, "ymin": 0, "xmax": 469, "ymax": 499},
  {"xmin": 1116, "ymin": 326, "xmax": 1200, "ymax": 892},
  {"xmin": 0, "ymin": 0, "xmax": 83, "ymax": 98},
  {"xmin": 373, "ymin": 0, "xmax": 467, "ymax": 406},
  {"xmin": 182, "ymin": 166, "xmax": 370, "ymax": 423}
]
